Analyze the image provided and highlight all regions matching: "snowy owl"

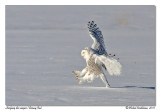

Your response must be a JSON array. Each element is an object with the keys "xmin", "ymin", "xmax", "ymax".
[
  {"xmin": 73, "ymin": 48, "xmax": 110, "ymax": 87},
  {"xmin": 72, "ymin": 21, "xmax": 122, "ymax": 87}
]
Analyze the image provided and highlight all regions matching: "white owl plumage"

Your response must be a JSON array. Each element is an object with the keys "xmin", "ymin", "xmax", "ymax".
[
  {"xmin": 87, "ymin": 21, "xmax": 122, "ymax": 76},
  {"xmin": 72, "ymin": 21, "xmax": 122, "ymax": 87}
]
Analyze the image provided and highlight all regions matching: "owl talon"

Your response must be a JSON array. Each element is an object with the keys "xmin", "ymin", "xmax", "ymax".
[{"xmin": 76, "ymin": 78, "xmax": 83, "ymax": 84}]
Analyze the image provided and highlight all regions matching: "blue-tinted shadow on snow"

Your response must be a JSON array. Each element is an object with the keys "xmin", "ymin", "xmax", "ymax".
[{"xmin": 115, "ymin": 86, "xmax": 155, "ymax": 90}]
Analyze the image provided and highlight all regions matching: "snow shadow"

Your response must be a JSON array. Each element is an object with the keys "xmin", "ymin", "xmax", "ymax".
[{"xmin": 117, "ymin": 86, "xmax": 155, "ymax": 90}]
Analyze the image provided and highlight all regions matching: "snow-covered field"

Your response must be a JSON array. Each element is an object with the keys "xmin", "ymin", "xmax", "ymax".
[{"xmin": 6, "ymin": 6, "xmax": 156, "ymax": 106}]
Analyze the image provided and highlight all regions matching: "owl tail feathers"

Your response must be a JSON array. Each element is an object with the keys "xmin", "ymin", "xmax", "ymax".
[{"xmin": 96, "ymin": 55, "xmax": 122, "ymax": 76}]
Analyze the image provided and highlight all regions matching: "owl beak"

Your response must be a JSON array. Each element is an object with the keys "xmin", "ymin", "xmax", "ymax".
[{"xmin": 81, "ymin": 50, "xmax": 85, "ymax": 57}]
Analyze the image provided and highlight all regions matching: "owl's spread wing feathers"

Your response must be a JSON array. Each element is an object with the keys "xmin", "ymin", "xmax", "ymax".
[
  {"xmin": 87, "ymin": 21, "xmax": 122, "ymax": 75},
  {"xmin": 88, "ymin": 21, "xmax": 107, "ymax": 55},
  {"xmin": 93, "ymin": 54, "xmax": 122, "ymax": 76}
]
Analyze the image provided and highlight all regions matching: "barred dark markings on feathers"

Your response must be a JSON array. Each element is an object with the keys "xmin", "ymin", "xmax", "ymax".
[
  {"xmin": 88, "ymin": 21, "xmax": 108, "ymax": 55},
  {"xmin": 87, "ymin": 54, "xmax": 102, "ymax": 76}
]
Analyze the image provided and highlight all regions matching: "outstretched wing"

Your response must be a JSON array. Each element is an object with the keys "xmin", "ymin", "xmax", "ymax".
[
  {"xmin": 88, "ymin": 21, "xmax": 108, "ymax": 55},
  {"xmin": 93, "ymin": 54, "xmax": 122, "ymax": 76},
  {"xmin": 87, "ymin": 21, "xmax": 122, "ymax": 75}
]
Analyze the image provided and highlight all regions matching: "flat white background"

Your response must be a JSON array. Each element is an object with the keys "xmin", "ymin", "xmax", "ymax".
[{"xmin": 0, "ymin": 0, "xmax": 160, "ymax": 110}]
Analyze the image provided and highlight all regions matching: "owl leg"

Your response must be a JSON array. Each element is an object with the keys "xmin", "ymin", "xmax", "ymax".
[
  {"xmin": 80, "ymin": 67, "xmax": 88, "ymax": 76},
  {"xmin": 100, "ymin": 73, "xmax": 110, "ymax": 88},
  {"xmin": 77, "ymin": 72, "xmax": 91, "ymax": 84},
  {"xmin": 76, "ymin": 77, "xmax": 85, "ymax": 84},
  {"xmin": 76, "ymin": 77, "xmax": 86, "ymax": 84},
  {"xmin": 72, "ymin": 67, "xmax": 88, "ymax": 77},
  {"xmin": 72, "ymin": 71, "xmax": 81, "ymax": 77}
]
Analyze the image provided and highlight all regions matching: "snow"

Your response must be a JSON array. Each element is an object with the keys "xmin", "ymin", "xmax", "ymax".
[{"xmin": 5, "ymin": 5, "xmax": 156, "ymax": 106}]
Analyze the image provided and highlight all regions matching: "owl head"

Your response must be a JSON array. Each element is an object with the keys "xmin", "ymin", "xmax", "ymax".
[{"xmin": 81, "ymin": 47, "xmax": 93, "ymax": 60}]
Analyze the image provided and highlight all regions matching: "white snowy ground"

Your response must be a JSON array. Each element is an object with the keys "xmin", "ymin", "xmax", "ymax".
[{"xmin": 6, "ymin": 6, "xmax": 156, "ymax": 106}]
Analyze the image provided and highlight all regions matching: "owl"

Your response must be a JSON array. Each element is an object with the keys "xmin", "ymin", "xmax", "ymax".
[
  {"xmin": 73, "ymin": 48, "xmax": 110, "ymax": 88},
  {"xmin": 72, "ymin": 21, "xmax": 122, "ymax": 87}
]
